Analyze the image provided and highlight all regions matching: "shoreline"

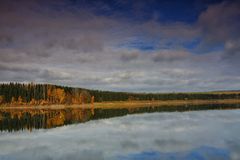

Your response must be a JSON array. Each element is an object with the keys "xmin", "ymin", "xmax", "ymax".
[{"xmin": 1, "ymin": 99, "xmax": 240, "ymax": 110}]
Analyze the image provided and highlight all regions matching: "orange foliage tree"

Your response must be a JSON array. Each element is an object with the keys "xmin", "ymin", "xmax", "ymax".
[
  {"xmin": 0, "ymin": 95, "xmax": 4, "ymax": 104},
  {"xmin": 17, "ymin": 96, "xmax": 23, "ymax": 105},
  {"xmin": 55, "ymin": 88, "xmax": 66, "ymax": 104},
  {"xmin": 47, "ymin": 85, "xmax": 66, "ymax": 104}
]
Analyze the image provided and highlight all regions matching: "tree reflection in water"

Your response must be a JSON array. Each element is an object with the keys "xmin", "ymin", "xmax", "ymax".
[{"xmin": 0, "ymin": 103, "xmax": 239, "ymax": 132}]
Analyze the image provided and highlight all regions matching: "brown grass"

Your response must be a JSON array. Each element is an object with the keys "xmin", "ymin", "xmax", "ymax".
[{"xmin": 1, "ymin": 99, "xmax": 240, "ymax": 110}]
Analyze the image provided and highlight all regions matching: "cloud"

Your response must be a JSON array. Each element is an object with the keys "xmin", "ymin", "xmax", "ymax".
[
  {"xmin": 198, "ymin": 1, "xmax": 240, "ymax": 43},
  {"xmin": 121, "ymin": 140, "xmax": 139, "ymax": 150},
  {"xmin": 0, "ymin": 63, "xmax": 39, "ymax": 73},
  {"xmin": 39, "ymin": 69, "xmax": 72, "ymax": 81},
  {"xmin": 0, "ymin": 62, "xmax": 72, "ymax": 83},
  {"xmin": 0, "ymin": 0, "xmax": 239, "ymax": 92},
  {"xmin": 152, "ymin": 50, "xmax": 190, "ymax": 62},
  {"xmin": 52, "ymin": 34, "xmax": 104, "ymax": 53},
  {"xmin": 120, "ymin": 52, "xmax": 139, "ymax": 62},
  {"xmin": 2, "ymin": 146, "xmax": 104, "ymax": 160},
  {"xmin": 142, "ymin": 21, "xmax": 200, "ymax": 40},
  {"xmin": 221, "ymin": 39, "xmax": 240, "ymax": 67},
  {"xmin": 88, "ymin": 71, "xmax": 143, "ymax": 84},
  {"xmin": 196, "ymin": 0, "xmax": 240, "ymax": 68},
  {"xmin": 0, "ymin": 33, "xmax": 13, "ymax": 47}
]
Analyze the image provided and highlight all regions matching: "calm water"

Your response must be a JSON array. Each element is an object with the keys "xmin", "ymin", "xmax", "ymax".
[
  {"xmin": 1, "ymin": 103, "xmax": 240, "ymax": 132},
  {"xmin": 0, "ymin": 105, "xmax": 240, "ymax": 160}
]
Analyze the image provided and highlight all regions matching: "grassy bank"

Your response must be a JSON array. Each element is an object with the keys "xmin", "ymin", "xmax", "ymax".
[{"xmin": 1, "ymin": 99, "xmax": 240, "ymax": 110}]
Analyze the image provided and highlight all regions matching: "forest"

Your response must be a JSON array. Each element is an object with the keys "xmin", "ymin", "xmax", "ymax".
[{"xmin": 0, "ymin": 82, "xmax": 239, "ymax": 105}]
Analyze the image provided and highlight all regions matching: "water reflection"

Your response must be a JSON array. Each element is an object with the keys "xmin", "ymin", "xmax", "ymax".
[
  {"xmin": 118, "ymin": 146, "xmax": 230, "ymax": 160},
  {"xmin": 0, "ymin": 103, "xmax": 240, "ymax": 132},
  {"xmin": 0, "ymin": 110, "xmax": 240, "ymax": 160},
  {"xmin": 0, "ymin": 108, "xmax": 93, "ymax": 132}
]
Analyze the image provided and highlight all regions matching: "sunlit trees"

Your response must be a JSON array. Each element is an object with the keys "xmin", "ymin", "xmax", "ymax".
[
  {"xmin": 71, "ymin": 88, "xmax": 81, "ymax": 104},
  {"xmin": 0, "ymin": 95, "xmax": 4, "ymax": 105},
  {"xmin": 55, "ymin": 88, "xmax": 66, "ymax": 104},
  {"xmin": 30, "ymin": 98, "xmax": 36, "ymax": 105},
  {"xmin": 91, "ymin": 96, "xmax": 94, "ymax": 104},
  {"xmin": 47, "ymin": 85, "xmax": 54, "ymax": 104},
  {"xmin": 80, "ymin": 90, "xmax": 91, "ymax": 104},
  {"xmin": 11, "ymin": 97, "xmax": 16, "ymax": 105},
  {"xmin": 17, "ymin": 96, "xmax": 23, "ymax": 105},
  {"xmin": 65, "ymin": 92, "xmax": 73, "ymax": 105}
]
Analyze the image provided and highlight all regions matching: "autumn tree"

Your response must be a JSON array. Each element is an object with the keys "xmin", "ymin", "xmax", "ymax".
[
  {"xmin": 0, "ymin": 95, "xmax": 4, "ymax": 105},
  {"xmin": 55, "ymin": 88, "xmax": 66, "ymax": 104},
  {"xmin": 47, "ymin": 85, "xmax": 54, "ymax": 104},
  {"xmin": 11, "ymin": 97, "xmax": 16, "ymax": 104},
  {"xmin": 71, "ymin": 88, "xmax": 81, "ymax": 104},
  {"xmin": 30, "ymin": 98, "xmax": 36, "ymax": 105},
  {"xmin": 65, "ymin": 92, "xmax": 73, "ymax": 105},
  {"xmin": 80, "ymin": 90, "xmax": 91, "ymax": 104},
  {"xmin": 17, "ymin": 96, "xmax": 23, "ymax": 105},
  {"xmin": 91, "ymin": 96, "xmax": 94, "ymax": 104},
  {"xmin": 91, "ymin": 96, "xmax": 95, "ymax": 115}
]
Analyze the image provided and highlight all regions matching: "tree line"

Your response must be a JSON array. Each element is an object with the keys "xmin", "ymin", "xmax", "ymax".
[
  {"xmin": 0, "ymin": 82, "xmax": 239, "ymax": 105},
  {"xmin": 0, "ymin": 83, "xmax": 91, "ymax": 105}
]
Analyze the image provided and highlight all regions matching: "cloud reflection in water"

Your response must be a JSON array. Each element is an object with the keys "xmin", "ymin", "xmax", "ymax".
[{"xmin": 0, "ymin": 110, "xmax": 240, "ymax": 160}]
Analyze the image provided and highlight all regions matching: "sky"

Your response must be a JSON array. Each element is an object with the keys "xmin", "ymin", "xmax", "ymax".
[{"xmin": 0, "ymin": 0, "xmax": 240, "ymax": 92}]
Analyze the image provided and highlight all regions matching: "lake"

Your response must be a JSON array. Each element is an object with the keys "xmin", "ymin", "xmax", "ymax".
[
  {"xmin": 0, "ymin": 106, "xmax": 240, "ymax": 160},
  {"xmin": 1, "ymin": 103, "xmax": 240, "ymax": 132}
]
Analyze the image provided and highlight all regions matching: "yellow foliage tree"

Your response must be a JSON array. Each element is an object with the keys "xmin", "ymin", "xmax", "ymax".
[
  {"xmin": 30, "ymin": 98, "xmax": 36, "ymax": 105},
  {"xmin": 47, "ymin": 86, "xmax": 66, "ymax": 104},
  {"xmin": 40, "ymin": 100, "xmax": 48, "ymax": 105},
  {"xmin": 56, "ymin": 88, "xmax": 65, "ymax": 104},
  {"xmin": 11, "ymin": 97, "xmax": 16, "ymax": 104},
  {"xmin": 91, "ymin": 96, "xmax": 94, "ymax": 104},
  {"xmin": 17, "ymin": 96, "xmax": 23, "ymax": 105},
  {"xmin": 47, "ymin": 85, "xmax": 54, "ymax": 104}
]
